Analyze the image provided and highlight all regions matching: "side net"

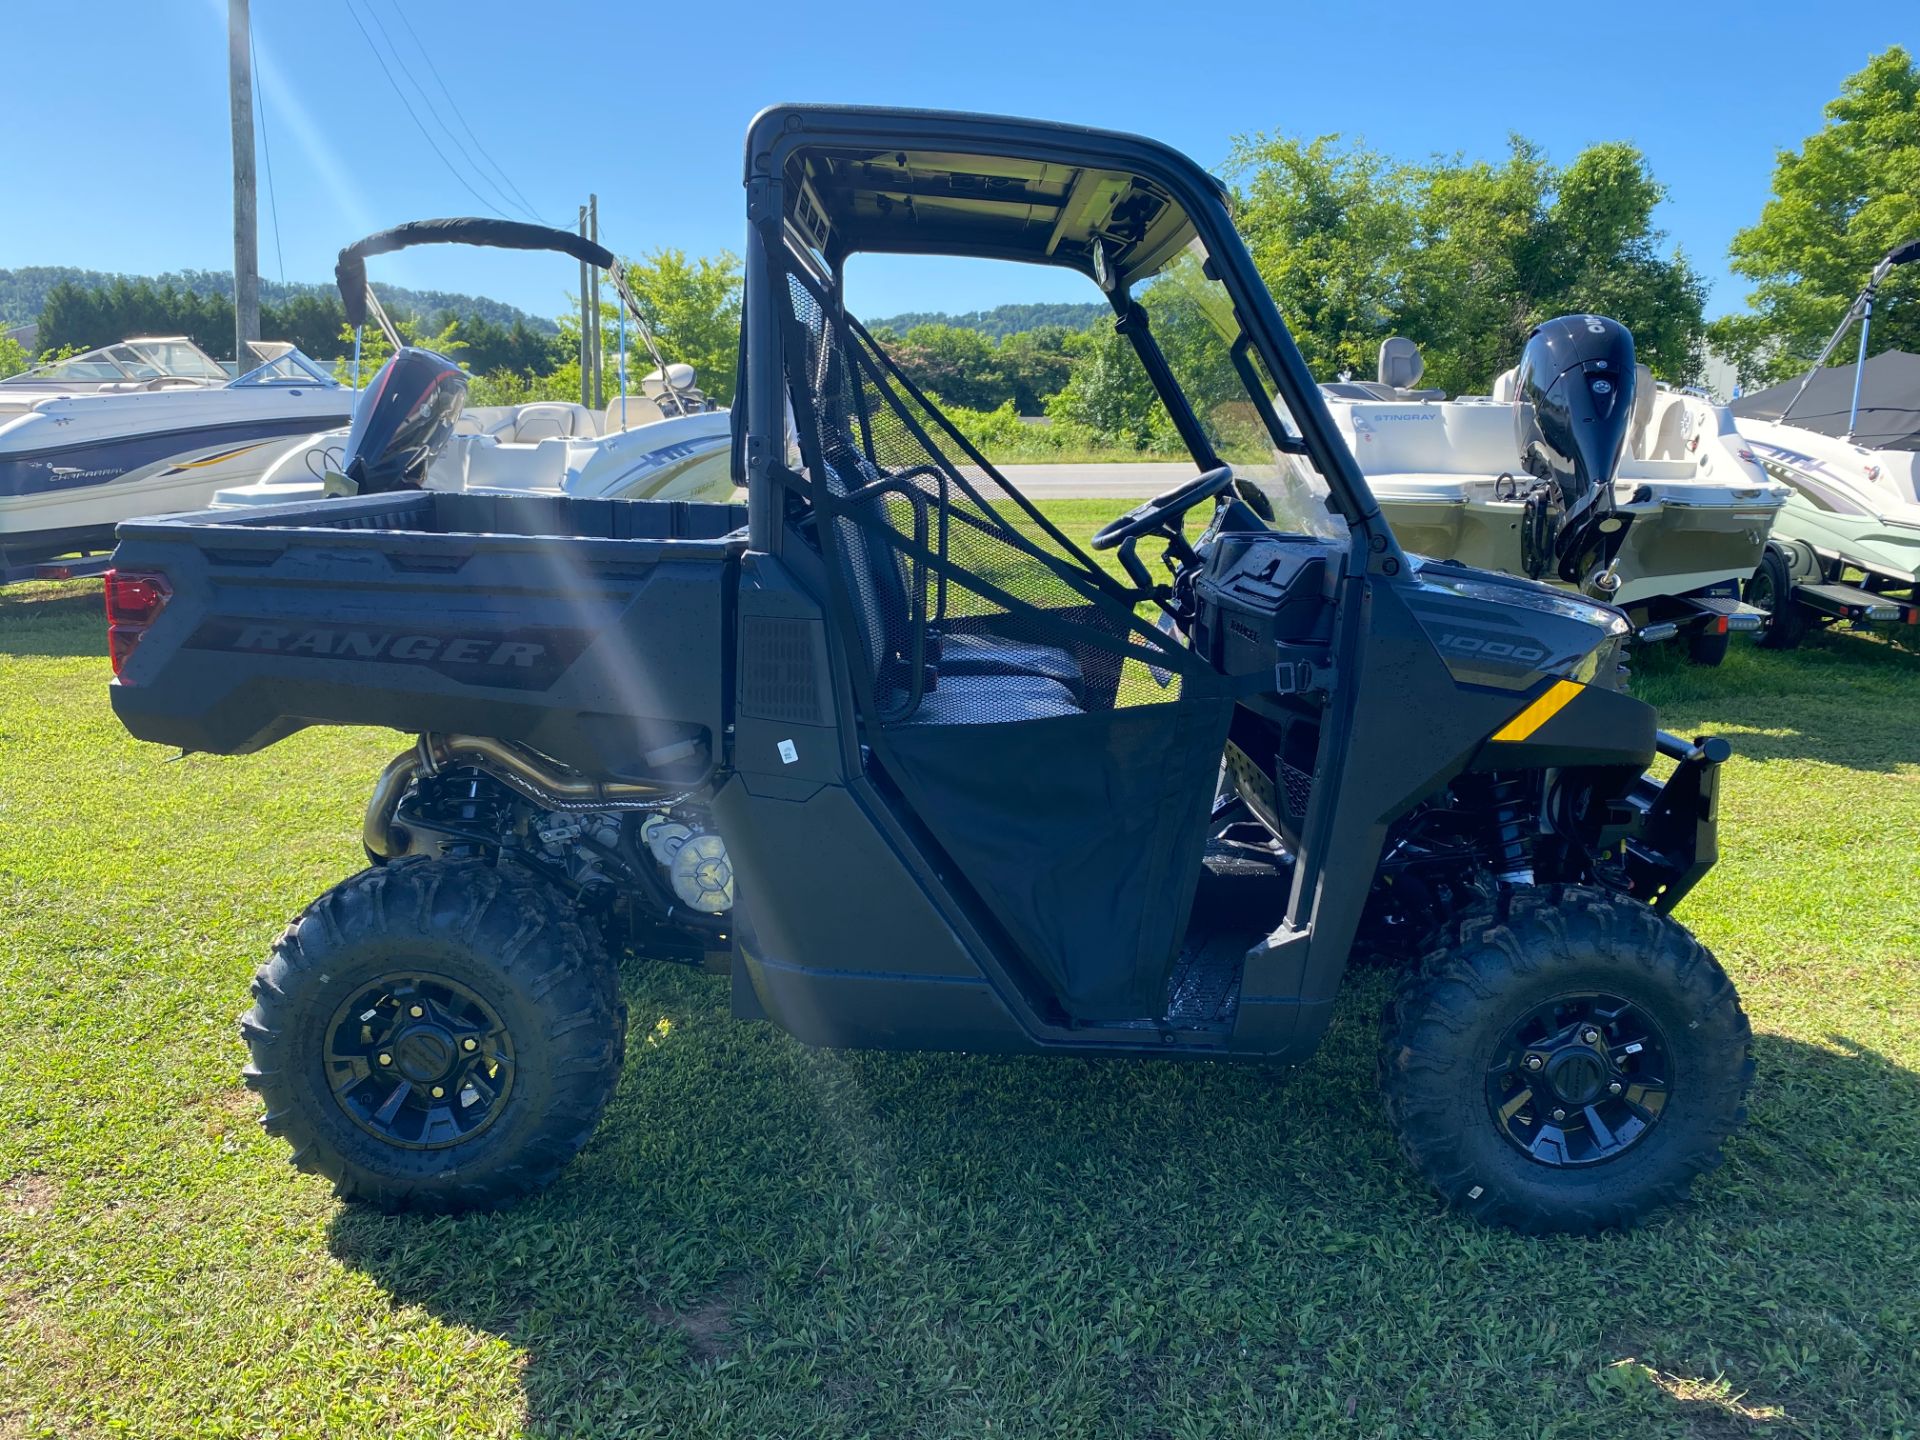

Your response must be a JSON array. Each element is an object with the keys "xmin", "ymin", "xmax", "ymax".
[{"xmin": 777, "ymin": 255, "xmax": 1234, "ymax": 1021}]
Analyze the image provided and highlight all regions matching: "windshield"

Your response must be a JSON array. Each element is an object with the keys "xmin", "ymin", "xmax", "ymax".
[
  {"xmin": 1137, "ymin": 241, "xmax": 1345, "ymax": 539},
  {"xmin": 126, "ymin": 339, "xmax": 227, "ymax": 379}
]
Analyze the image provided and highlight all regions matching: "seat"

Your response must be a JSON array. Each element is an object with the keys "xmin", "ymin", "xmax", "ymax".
[
  {"xmin": 603, "ymin": 392, "xmax": 666, "ymax": 432},
  {"xmin": 937, "ymin": 631, "xmax": 1084, "ymax": 691},
  {"xmin": 508, "ymin": 403, "xmax": 591, "ymax": 443},
  {"xmin": 1379, "ymin": 336, "xmax": 1425, "ymax": 391},
  {"xmin": 1490, "ymin": 367, "xmax": 1518, "ymax": 403},
  {"xmin": 1628, "ymin": 364, "xmax": 1657, "ymax": 457},
  {"xmin": 821, "ymin": 450, "xmax": 1086, "ymax": 713},
  {"xmin": 890, "ymin": 673, "xmax": 1081, "ymax": 726}
]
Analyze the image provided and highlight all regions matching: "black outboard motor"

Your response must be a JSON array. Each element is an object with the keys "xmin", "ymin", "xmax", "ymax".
[
  {"xmin": 336, "ymin": 347, "xmax": 468, "ymax": 495},
  {"xmin": 1512, "ymin": 315, "xmax": 1637, "ymax": 591}
]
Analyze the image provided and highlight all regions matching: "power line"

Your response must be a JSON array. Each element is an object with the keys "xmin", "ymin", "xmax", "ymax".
[
  {"xmin": 380, "ymin": 0, "xmax": 549, "ymax": 226},
  {"xmin": 339, "ymin": 0, "xmax": 516, "ymax": 222},
  {"xmin": 249, "ymin": 21, "xmax": 287, "ymax": 289},
  {"xmin": 361, "ymin": 0, "xmax": 543, "ymax": 226}
]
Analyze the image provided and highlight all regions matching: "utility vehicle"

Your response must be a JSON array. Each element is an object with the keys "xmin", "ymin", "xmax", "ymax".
[{"xmin": 106, "ymin": 106, "xmax": 1752, "ymax": 1233}]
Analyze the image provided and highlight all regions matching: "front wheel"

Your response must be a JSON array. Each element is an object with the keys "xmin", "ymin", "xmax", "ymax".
[
  {"xmin": 240, "ymin": 857, "xmax": 626, "ymax": 1212},
  {"xmin": 1380, "ymin": 886, "xmax": 1751, "ymax": 1233}
]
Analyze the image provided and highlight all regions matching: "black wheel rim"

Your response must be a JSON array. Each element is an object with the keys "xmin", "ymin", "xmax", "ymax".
[
  {"xmin": 324, "ymin": 971, "xmax": 515, "ymax": 1150},
  {"xmin": 1748, "ymin": 564, "xmax": 1779, "ymax": 616},
  {"xmin": 1484, "ymin": 992, "xmax": 1671, "ymax": 1167}
]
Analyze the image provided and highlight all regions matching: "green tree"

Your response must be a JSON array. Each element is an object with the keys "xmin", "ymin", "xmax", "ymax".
[
  {"xmin": 1711, "ymin": 46, "xmax": 1920, "ymax": 386},
  {"xmin": 0, "ymin": 333, "xmax": 30, "ymax": 380},
  {"xmin": 1229, "ymin": 133, "xmax": 1706, "ymax": 393},
  {"xmin": 618, "ymin": 249, "xmax": 743, "ymax": 405},
  {"xmin": 1227, "ymin": 133, "xmax": 1412, "ymax": 380}
]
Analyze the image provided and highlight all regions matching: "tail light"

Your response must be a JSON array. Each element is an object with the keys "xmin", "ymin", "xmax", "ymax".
[{"xmin": 104, "ymin": 569, "xmax": 171, "ymax": 681}]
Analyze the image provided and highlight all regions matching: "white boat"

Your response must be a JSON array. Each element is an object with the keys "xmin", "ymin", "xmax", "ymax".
[
  {"xmin": 1728, "ymin": 241, "xmax": 1920, "ymax": 638},
  {"xmin": 0, "ymin": 341, "xmax": 353, "ymax": 568},
  {"xmin": 1323, "ymin": 328, "xmax": 1786, "ymax": 652},
  {"xmin": 176, "ymin": 218, "xmax": 736, "ymax": 510}
]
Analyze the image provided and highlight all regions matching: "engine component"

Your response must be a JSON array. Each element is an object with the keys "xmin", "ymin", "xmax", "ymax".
[
  {"xmin": 1513, "ymin": 315, "xmax": 1638, "ymax": 585},
  {"xmin": 643, "ymin": 818, "xmax": 694, "ymax": 868},
  {"xmin": 669, "ymin": 832, "xmax": 735, "ymax": 914}
]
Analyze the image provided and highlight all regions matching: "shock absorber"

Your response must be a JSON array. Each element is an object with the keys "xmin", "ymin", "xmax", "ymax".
[{"xmin": 1485, "ymin": 773, "xmax": 1536, "ymax": 885}]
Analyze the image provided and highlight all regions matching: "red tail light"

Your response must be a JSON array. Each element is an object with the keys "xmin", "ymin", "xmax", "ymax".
[{"xmin": 104, "ymin": 569, "xmax": 171, "ymax": 680}]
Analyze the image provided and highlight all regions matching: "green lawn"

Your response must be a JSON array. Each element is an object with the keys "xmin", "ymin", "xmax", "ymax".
[{"xmin": 1, "ymin": 547, "xmax": 1916, "ymax": 1439}]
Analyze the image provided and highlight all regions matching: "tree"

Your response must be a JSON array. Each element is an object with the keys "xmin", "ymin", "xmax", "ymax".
[
  {"xmin": 1711, "ymin": 46, "xmax": 1920, "ymax": 386},
  {"xmin": 619, "ymin": 249, "xmax": 743, "ymax": 405},
  {"xmin": 1227, "ymin": 133, "xmax": 1412, "ymax": 381},
  {"xmin": 0, "ymin": 334, "xmax": 30, "ymax": 380},
  {"xmin": 1229, "ymin": 133, "xmax": 1706, "ymax": 393}
]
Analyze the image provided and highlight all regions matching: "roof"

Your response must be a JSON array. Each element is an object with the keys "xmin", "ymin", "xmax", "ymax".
[
  {"xmin": 1734, "ymin": 350, "xmax": 1920, "ymax": 451},
  {"xmin": 746, "ymin": 105, "xmax": 1231, "ymax": 288}
]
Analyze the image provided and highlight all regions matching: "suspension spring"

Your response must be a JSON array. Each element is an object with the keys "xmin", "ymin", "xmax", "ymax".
[{"xmin": 1486, "ymin": 773, "xmax": 1535, "ymax": 885}]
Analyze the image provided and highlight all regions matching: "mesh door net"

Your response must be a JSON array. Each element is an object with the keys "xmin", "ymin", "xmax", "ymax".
[{"xmin": 780, "ymin": 260, "xmax": 1233, "ymax": 1020}]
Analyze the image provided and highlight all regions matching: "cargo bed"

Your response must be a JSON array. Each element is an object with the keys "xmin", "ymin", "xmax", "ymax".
[{"xmin": 107, "ymin": 491, "xmax": 747, "ymax": 781}]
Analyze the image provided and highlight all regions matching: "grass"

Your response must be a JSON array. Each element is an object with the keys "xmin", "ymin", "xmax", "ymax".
[{"xmin": 0, "ymin": 533, "xmax": 1916, "ymax": 1439}]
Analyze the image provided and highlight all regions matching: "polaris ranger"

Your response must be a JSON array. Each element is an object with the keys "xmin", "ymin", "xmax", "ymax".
[{"xmin": 105, "ymin": 106, "xmax": 1751, "ymax": 1232}]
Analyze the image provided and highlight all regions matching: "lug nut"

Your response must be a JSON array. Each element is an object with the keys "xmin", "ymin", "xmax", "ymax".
[
  {"xmin": 1582, "ymin": 1028, "xmax": 1600, "ymax": 1044},
  {"xmin": 377, "ymin": 1052, "xmax": 392, "ymax": 1066},
  {"xmin": 409, "ymin": 1005, "xmax": 425, "ymax": 1019},
  {"xmin": 462, "ymin": 1038, "xmax": 478, "ymax": 1052},
  {"xmin": 1552, "ymin": 1108, "xmax": 1567, "ymax": 1122},
  {"xmin": 1609, "ymin": 1081, "xmax": 1622, "ymax": 1095},
  {"xmin": 430, "ymin": 1085, "xmax": 445, "ymax": 1099},
  {"xmin": 1526, "ymin": 1055, "xmax": 1544, "ymax": 1071}
]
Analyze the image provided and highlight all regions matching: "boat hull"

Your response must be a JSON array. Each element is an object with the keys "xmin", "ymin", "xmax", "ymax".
[
  {"xmin": 0, "ymin": 413, "xmax": 353, "ymax": 566},
  {"xmin": 1375, "ymin": 484, "xmax": 1780, "ymax": 608}
]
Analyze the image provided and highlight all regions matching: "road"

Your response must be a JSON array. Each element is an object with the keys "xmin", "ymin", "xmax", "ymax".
[{"xmin": 996, "ymin": 462, "xmax": 1189, "ymax": 499}]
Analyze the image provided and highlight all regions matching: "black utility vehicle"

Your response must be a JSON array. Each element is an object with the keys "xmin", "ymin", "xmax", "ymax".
[{"xmin": 106, "ymin": 107, "xmax": 1752, "ymax": 1232}]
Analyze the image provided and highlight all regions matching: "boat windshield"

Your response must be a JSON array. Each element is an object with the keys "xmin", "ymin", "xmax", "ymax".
[
  {"xmin": 231, "ymin": 347, "xmax": 340, "ymax": 388},
  {"xmin": 11, "ymin": 336, "xmax": 229, "ymax": 384},
  {"xmin": 1140, "ymin": 240, "xmax": 1345, "ymax": 540}
]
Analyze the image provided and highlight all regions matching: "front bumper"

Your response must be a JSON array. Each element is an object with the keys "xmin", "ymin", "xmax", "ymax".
[{"xmin": 1620, "ymin": 730, "xmax": 1727, "ymax": 912}]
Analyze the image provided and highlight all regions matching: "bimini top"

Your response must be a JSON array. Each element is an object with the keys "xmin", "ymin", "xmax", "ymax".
[
  {"xmin": 334, "ymin": 217, "xmax": 617, "ymax": 328},
  {"xmin": 747, "ymin": 104, "xmax": 1230, "ymax": 290},
  {"xmin": 1734, "ymin": 350, "xmax": 1920, "ymax": 452}
]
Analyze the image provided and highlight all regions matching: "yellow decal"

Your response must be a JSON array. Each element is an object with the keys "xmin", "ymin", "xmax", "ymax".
[{"xmin": 1491, "ymin": 679, "xmax": 1582, "ymax": 743}]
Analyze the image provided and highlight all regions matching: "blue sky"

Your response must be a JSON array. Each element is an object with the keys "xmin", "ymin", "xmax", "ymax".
[{"xmin": 3, "ymin": 2, "xmax": 1912, "ymax": 326}]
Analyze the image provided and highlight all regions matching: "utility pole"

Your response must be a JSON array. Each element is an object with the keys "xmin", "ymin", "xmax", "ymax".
[
  {"xmin": 578, "ymin": 203, "xmax": 591, "ymax": 407},
  {"xmin": 228, "ymin": 0, "xmax": 260, "ymax": 368},
  {"xmin": 588, "ymin": 194, "xmax": 603, "ymax": 409}
]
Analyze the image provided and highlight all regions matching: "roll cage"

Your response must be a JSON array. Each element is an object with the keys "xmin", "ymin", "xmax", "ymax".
[{"xmin": 737, "ymin": 103, "xmax": 1404, "ymax": 577}]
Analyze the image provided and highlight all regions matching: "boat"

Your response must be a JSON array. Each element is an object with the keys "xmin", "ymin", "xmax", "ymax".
[
  {"xmin": 197, "ymin": 218, "xmax": 735, "ymax": 511},
  {"xmin": 1728, "ymin": 240, "xmax": 1920, "ymax": 642},
  {"xmin": 0, "ymin": 341, "xmax": 352, "ymax": 569},
  {"xmin": 0, "ymin": 335, "xmax": 233, "ymax": 404},
  {"xmin": 1322, "ymin": 324, "xmax": 1786, "ymax": 657}
]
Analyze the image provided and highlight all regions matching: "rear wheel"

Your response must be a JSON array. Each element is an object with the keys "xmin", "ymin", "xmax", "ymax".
[
  {"xmin": 1380, "ymin": 886, "xmax": 1751, "ymax": 1233},
  {"xmin": 1746, "ymin": 547, "xmax": 1807, "ymax": 650},
  {"xmin": 240, "ymin": 857, "xmax": 626, "ymax": 1212}
]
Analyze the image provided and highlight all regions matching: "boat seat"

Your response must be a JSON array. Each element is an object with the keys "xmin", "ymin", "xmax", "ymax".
[
  {"xmin": 1379, "ymin": 337, "xmax": 1425, "ymax": 391},
  {"xmin": 887, "ymin": 673, "xmax": 1081, "ymax": 726},
  {"xmin": 1491, "ymin": 367, "xmax": 1518, "ymax": 403},
  {"xmin": 1628, "ymin": 364, "xmax": 1656, "ymax": 457},
  {"xmin": 508, "ymin": 403, "xmax": 593, "ymax": 444},
  {"xmin": 603, "ymin": 393, "xmax": 666, "ymax": 432}
]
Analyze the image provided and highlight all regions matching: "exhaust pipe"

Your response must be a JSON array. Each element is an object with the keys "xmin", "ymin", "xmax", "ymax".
[{"xmin": 363, "ymin": 733, "xmax": 694, "ymax": 858}]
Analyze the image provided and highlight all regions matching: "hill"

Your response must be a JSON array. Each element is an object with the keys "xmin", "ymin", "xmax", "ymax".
[
  {"xmin": 0, "ymin": 265, "xmax": 556, "ymax": 333},
  {"xmin": 867, "ymin": 301, "xmax": 1107, "ymax": 339}
]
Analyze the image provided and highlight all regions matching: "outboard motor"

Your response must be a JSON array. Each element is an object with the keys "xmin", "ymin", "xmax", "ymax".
[
  {"xmin": 1512, "ymin": 315, "xmax": 1637, "ymax": 593},
  {"xmin": 335, "ymin": 347, "xmax": 468, "ymax": 495}
]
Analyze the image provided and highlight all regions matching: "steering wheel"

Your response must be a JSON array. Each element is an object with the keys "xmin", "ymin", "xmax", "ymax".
[{"xmin": 1091, "ymin": 466, "xmax": 1236, "ymax": 551}]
